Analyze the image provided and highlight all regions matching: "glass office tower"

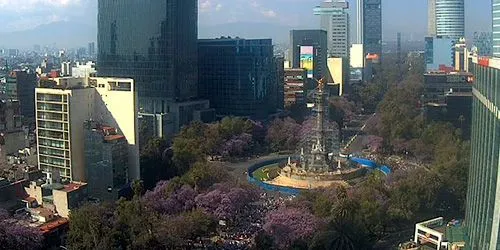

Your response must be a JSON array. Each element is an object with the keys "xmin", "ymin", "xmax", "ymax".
[
  {"xmin": 466, "ymin": 57, "xmax": 500, "ymax": 249},
  {"xmin": 493, "ymin": 0, "xmax": 500, "ymax": 57},
  {"xmin": 97, "ymin": 0, "xmax": 198, "ymax": 113},
  {"xmin": 435, "ymin": 0, "xmax": 465, "ymax": 39},
  {"xmin": 198, "ymin": 38, "xmax": 275, "ymax": 118},
  {"xmin": 363, "ymin": 0, "xmax": 382, "ymax": 56}
]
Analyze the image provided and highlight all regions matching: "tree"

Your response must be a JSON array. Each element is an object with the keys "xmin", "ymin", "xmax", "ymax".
[
  {"xmin": 0, "ymin": 209, "xmax": 43, "ymax": 250},
  {"xmin": 172, "ymin": 121, "xmax": 207, "ymax": 173},
  {"xmin": 220, "ymin": 133, "xmax": 254, "ymax": 159},
  {"xmin": 263, "ymin": 207, "xmax": 319, "ymax": 249},
  {"xmin": 142, "ymin": 181, "xmax": 197, "ymax": 215},
  {"xmin": 182, "ymin": 162, "xmax": 230, "ymax": 191},
  {"xmin": 266, "ymin": 117, "xmax": 301, "ymax": 152},
  {"xmin": 195, "ymin": 183, "xmax": 259, "ymax": 221},
  {"xmin": 328, "ymin": 96, "xmax": 355, "ymax": 130},
  {"xmin": 252, "ymin": 230, "xmax": 276, "ymax": 250},
  {"xmin": 140, "ymin": 137, "xmax": 174, "ymax": 190},
  {"xmin": 67, "ymin": 203, "xmax": 118, "ymax": 250},
  {"xmin": 203, "ymin": 124, "xmax": 223, "ymax": 160},
  {"xmin": 218, "ymin": 117, "xmax": 253, "ymax": 140},
  {"xmin": 156, "ymin": 209, "xmax": 216, "ymax": 248}
]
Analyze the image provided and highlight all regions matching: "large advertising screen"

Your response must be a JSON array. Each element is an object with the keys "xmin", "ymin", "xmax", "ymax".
[{"xmin": 300, "ymin": 46, "xmax": 314, "ymax": 79}]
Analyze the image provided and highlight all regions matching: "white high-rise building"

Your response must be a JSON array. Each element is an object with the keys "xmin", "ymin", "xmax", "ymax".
[
  {"xmin": 36, "ymin": 76, "xmax": 139, "ymax": 183},
  {"xmin": 428, "ymin": 0, "xmax": 437, "ymax": 36},
  {"xmin": 435, "ymin": 0, "xmax": 465, "ymax": 39},
  {"xmin": 357, "ymin": 0, "xmax": 363, "ymax": 44},
  {"xmin": 314, "ymin": 0, "xmax": 350, "ymax": 58}
]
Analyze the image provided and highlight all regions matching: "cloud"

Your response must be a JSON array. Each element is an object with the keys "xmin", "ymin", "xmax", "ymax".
[
  {"xmin": 0, "ymin": 0, "xmax": 92, "ymax": 32},
  {"xmin": 0, "ymin": 0, "xmax": 80, "ymax": 10},
  {"xmin": 215, "ymin": 3, "xmax": 222, "ymax": 11},
  {"xmin": 199, "ymin": 0, "xmax": 212, "ymax": 13},
  {"xmin": 261, "ymin": 10, "xmax": 277, "ymax": 18}
]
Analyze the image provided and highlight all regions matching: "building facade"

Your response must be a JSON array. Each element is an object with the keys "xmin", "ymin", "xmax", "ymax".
[
  {"xmin": 435, "ymin": 0, "xmax": 465, "ymax": 39},
  {"xmin": 290, "ymin": 30, "xmax": 328, "ymax": 82},
  {"xmin": 71, "ymin": 61, "xmax": 96, "ymax": 78},
  {"xmin": 284, "ymin": 68, "xmax": 307, "ymax": 108},
  {"xmin": 425, "ymin": 36, "xmax": 456, "ymax": 72},
  {"xmin": 97, "ymin": 0, "xmax": 198, "ymax": 113},
  {"xmin": 198, "ymin": 38, "xmax": 276, "ymax": 118},
  {"xmin": 494, "ymin": 0, "xmax": 500, "ymax": 57},
  {"xmin": 35, "ymin": 77, "xmax": 139, "ymax": 183},
  {"xmin": 0, "ymin": 100, "xmax": 28, "ymax": 166},
  {"xmin": 473, "ymin": 32, "xmax": 493, "ymax": 57},
  {"xmin": 6, "ymin": 70, "xmax": 37, "ymax": 120},
  {"xmin": 363, "ymin": 0, "xmax": 382, "ymax": 56},
  {"xmin": 313, "ymin": 0, "xmax": 350, "ymax": 59},
  {"xmin": 84, "ymin": 122, "xmax": 128, "ymax": 201},
  {"xmin": 356, "ymin": 0, "xmax": 363, "ymax": 44},
  {"xmin": 466, "ymin": 56, "xmax": 500, "ymax": 249},
  {"xmin": 422, "ymin": 72, "xmax": 473, "ymax": 136},
  {"xmin": 428, "ymin": 0, "xmax": 437, "ymax": 36}
]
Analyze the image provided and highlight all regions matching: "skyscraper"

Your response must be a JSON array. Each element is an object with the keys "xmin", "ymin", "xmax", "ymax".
[
  {"xmin": 289, "ymin": 30, "xmax": 328, "ymax": 81},
  {"xmin": 424, "ymin": 36, "xmax": 456, "ymax": 71},
  {"xmin": 357, "ymin": 0, "xmax": 363, "ymax": 44},
  {"xmin": 6, "ymin": 70, "xmax": 36, "ymax": 120},
  {"xmin": 493, "ymin": 0, "xmax": 500, "ymax": 57},
  {"xmin": 466, "ymin": 56, "xmax": 500, "ymax": 250},
  {"xmin": 198, "ymin": 38, "xmax": 275, "ymax": 118},
  {"xmin": 313, "ymin": 0, "xmax": 350, "ymax": 58},
  {"xmin": 88, "ymin": 42, "xmax": 95, "ymax": 57},
  {"xmin": 428, "ymin": 0, "xmax": 437, "ymax": 36},
  {"xmin": 363, "ymin": 0, "xmax": 382, "ymax": 56},
  {"xmin": 97, "ymin": 0, "xmax": 198, "ymax": 114},
  {"xmin": 435, "ymin": 0, "xmax": 465, "ymax": 39},
  {"xmin": 473, "ymin": 32, "xmax": 493, "ymax": 57}
]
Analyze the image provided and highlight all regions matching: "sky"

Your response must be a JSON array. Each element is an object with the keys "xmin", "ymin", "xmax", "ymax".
[{"xmin": 0, "ymin": 0, "xmax": 492, "ymax": 41}]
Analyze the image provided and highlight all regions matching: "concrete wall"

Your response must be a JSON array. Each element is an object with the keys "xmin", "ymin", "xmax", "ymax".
[
  {"xmin": 69, "ymin": 88, "xmax": 94, "ymax": 182},
  {"xmin": 327, "ymin": 58, "xmax": 344, "ymax": 96},
  {"xmin": 350, "ymin": 44, "xmax": 364, "ymax": 68},
  {"xmin": 93, "ymin": 78, "xmax": 139, "ymax": 180}
]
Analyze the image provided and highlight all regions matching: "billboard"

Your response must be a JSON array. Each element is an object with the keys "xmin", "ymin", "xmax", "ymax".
[{"xmin": 300, "ymin": 46, "xmax": 314, "ymax": 78}]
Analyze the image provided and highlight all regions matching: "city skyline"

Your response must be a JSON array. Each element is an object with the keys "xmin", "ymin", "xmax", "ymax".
[{"xmin": 0, "ymin": 0, "xmax": 491, "ymax": 44}]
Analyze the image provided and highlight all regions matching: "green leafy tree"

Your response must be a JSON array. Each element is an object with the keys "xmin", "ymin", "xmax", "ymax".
[
  {"xmin": 67, "ymin": 203, "xmax": 117, "ymax": 250},
  {"xmin": 140, "ymin": 137, "xmax": 174, "ymax": 189},
  {"xmin": 172, "ymin": 121, "xmax": 208, "ymax": 173},
  {"xmin": 182, "ymin": 161, "xmax": 230, "ymax": 191}
]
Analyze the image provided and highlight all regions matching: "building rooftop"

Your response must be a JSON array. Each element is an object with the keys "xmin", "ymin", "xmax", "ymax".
[
  {"xmin": 104, "ymin": 134, "xmax": 125, "ymax": 141},
  {"xmin": 31, "ymin": 206, "xmax": 54, "ymax": 218},
  {"xmin": 424, "ymin": 71, "xmax": 473, "ymax": 76},
  {"xmin": 39, "ymin": 217, "xmax": 68, "ymax": 235},
  {"xmin": 60, "ymin": 182, "xmax": 86, "ymax": 193}
]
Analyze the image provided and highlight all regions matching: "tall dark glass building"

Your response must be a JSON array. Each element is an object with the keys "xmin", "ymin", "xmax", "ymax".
[
  {"xmin": 363, "ymin": 0, "xmax": 382, "ymax": 56},
  {"xmin": 198, "ymin": 38, "xmax": 276, "ymax": 118},
  {"xmin": 6, "ymin": 70, "xmax": 36, "ymax": 120},
  {"xmin": 466, "ymin": 56, "xmax": 500, "ymax": 249},
  {"xmin": 289, "ymin": 30, "xmax": 328, "ymax": 82},
  {"xmin": 97, "ymin": 0, "xmax": 198, "ymax": 113}
]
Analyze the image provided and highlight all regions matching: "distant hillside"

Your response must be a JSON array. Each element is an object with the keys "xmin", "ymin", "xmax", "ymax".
[
  {"xmin": 1, "ymin": 21, "xmax": 313, "ymax": 49},
  {"xmin": 0, "ymin": 21, "xmax": 96, "ymax": 49},
  {"xmin": 199, "ymin": 22, "xmax": 313, "ymax": 44}
]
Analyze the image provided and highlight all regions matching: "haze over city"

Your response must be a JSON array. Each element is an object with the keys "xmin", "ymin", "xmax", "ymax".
[
  {"xmin": 0, "ymin": 0, "xmax": 492, "ymax": 48},
  {"xmin": 0, "ymin": 0, "xmax": 499, "ymax": 249}
]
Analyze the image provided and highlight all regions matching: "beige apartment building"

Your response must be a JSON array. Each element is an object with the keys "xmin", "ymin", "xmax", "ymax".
[{"xmin": 36, "ymin": 76, "xmax": 139, "ymax": 183}]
